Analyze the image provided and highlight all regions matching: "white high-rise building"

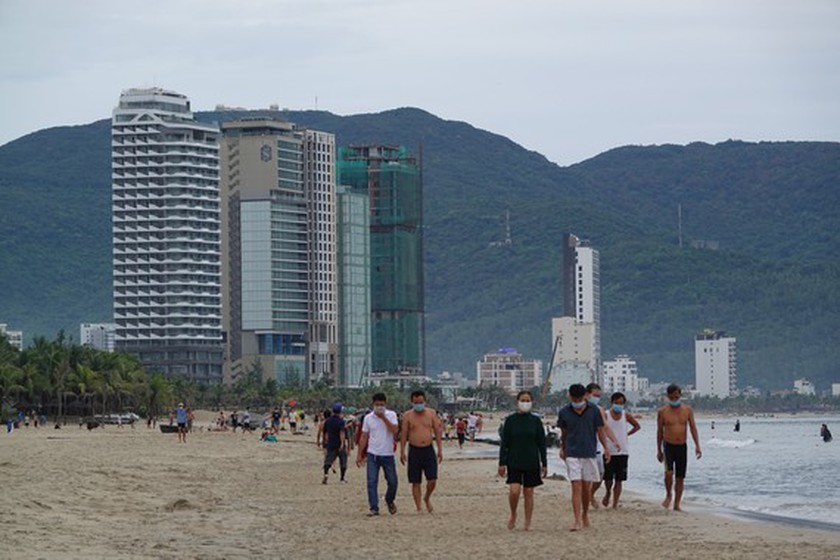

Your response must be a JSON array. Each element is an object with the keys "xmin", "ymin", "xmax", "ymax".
[
  {"xmin": 695, "ymin": 330, "xmax": 737, "ymax": 398},
  {"xmin": 548, "ymin": 234, "xmax": 601, "ymax": 392},
  {"xmin": 0, "ymin": 324, "xmax": 23, "ymax": 350},
  {"xmin": 111, "ymin": 88, "xmax": 223, "ymax": 383},
  {"xmin": 80, "ymin": 323, "xmax": 117, "ymax": 352}
]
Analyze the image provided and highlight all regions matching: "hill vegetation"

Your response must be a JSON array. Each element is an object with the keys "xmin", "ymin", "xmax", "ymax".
[{"xmin": 0, "ymin": 108, "xmax": 838, "ymax": 390}]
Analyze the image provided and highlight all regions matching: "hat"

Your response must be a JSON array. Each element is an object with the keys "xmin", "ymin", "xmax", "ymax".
[{"xmin": 332, "ymin": 403, "xmax": 343, "ymax": 413}]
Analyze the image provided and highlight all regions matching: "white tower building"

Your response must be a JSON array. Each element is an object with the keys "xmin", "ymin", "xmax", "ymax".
[
  {"xmin": 111, "ymin": 88, "xmax": 223, "ymax": 383},
  {"xmin": 695, "ymin": 330, "xmax": 737, "ymax": 398}
]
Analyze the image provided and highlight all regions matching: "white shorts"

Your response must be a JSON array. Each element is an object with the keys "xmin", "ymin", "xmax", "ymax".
[
  {"xmin": 566, "ymin": 457, "xmax": 601, "ymax": 482},
  {"xmin": 595, "ymin": 453, "xmax": 605, "ymax": 478}
]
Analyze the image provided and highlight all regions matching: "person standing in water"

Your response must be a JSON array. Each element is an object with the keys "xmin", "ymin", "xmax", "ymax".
[
  {"xmin": 821, "ymin": 424, "xmax": 833, "ymax": 443},
  {"xmin": 657, "ymin": 384, "xmax": 702, "ymax": 511},
  {"xmin": 498, "ymin": 391, "xmax": 547, "ymax": 531},
  {"xmin": 400, "ymin": 390, "xmax": 443, "ymax": 513}
]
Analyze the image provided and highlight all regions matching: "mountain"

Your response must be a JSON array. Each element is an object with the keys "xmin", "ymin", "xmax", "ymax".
[{"xmin": 1, "ymin": 107, "xmax": 838, "ymax": 390}]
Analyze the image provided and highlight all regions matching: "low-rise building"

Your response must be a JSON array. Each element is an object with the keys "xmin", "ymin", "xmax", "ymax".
[
  {"xmin": 80, "ymin": 323, "xmax": 118, "ymax": 352},
  {"xmin": 603, "ymin": 355, "xmax": 649, "ymax": 395},
  {"xmin": 793, "ymin": 378, "xmax": 816, "ymax": 396},
  {"xmin": 832, "ymin": 383, "xmax": 840, "ymax": 398},
  {"xmin": 476, "ymin": 348, "xmax": 542, "ymax": 395},
  {"xmin": 0, "ymin": 323, "xmax": 23, "ymax": 350}
]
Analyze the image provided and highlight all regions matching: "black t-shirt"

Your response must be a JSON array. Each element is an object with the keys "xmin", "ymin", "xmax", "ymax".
[
  {"xmin": 323, "ymin": 416, "xmax": 346, "ymax": 450},
  {"xmin": 272, "ymin": 412, "xmax": 281, "ymax": 422}
]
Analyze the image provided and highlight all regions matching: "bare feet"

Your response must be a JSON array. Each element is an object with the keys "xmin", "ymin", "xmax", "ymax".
[
  {"xmin": 570, "ymin": 523, "xmax": 582, "ymax": 532},
  {"xmin": 507, "ymin": 516, "xmax": 516, "ymax": 530},
  {"xmin": 662, "ymin": 495, "xmax": 672, "ymax": 509},
  {"xmin": 589, "ymin": 498, "xmax": 599, "ymax": 510},
  {"xmin": 523, "ymin": 523, "xmax": 531, "ymax": 532},
  {"xmin": 673, "ymin": 504, "xmax": 682, "ymax": 512},
  {"xmin": 582, "ymin": 514, "xmax": 590, "ymax": 529},
  {"xmin": 601, "ymin": 495, "xmax": 610, "ymax": 507},
  {"xmin": 424, "ymin": 498, "xmax": 434, "ymax": 513}
]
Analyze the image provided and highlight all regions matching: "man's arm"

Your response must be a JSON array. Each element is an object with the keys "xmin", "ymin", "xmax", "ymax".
[
  {"xmin": 558, "ymin": 426, "xmax": 568, "ymax": 460},
  {"xmin": 381, "ymin": 412, "xmax": 399, "ymax": 435},
  {"xmin": 656, "ymin": 409, "xmax": 664, "ymax": 462},
  {"xmin": 597, "ymin": 426, "xmax": 611, "ymax": 463},
  {"xmin": 434, "ymin": 413, "xmax": 444, "ymax": 463},
  {"xmin": 498, "ymin": 416, "xmax": 510, "ymax": 477},
  {"xmin": 399, "ymin": 413, "xmax": 410, "ymax": 465},
  {"xmin": 536, "ymin": 417, "xmax": 547, "ymax": 476},
  {"xmin": 600, "ymin": 407, "xmax": 620, "ymax": 450},
  {"xmin": 626, "ymin": 413, "xmax": 641, "ymax": 436},
  {"xmin": 688, "ymin": 408, "xmax": 702, "ymax": 459},
  {"xmin": 356, "ymin": 431, "xmax": 369, "ymax": 466}
]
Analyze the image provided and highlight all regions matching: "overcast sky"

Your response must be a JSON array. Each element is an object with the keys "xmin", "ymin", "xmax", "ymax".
[{"xmin": 1, "ymin": 0, "xmax": 838, "ymax": 164}]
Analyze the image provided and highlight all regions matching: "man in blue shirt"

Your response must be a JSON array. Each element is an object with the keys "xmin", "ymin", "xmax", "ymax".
[
  {"xmin": 558, "ymin": 384, "xmax": 611, "ymax": 531},
  {"xmin": 175, "ymin": 403, "xmax": 188, "ymax": 443}
]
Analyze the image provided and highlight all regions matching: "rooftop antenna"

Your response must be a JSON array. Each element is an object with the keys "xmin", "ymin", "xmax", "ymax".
[
  {"xmin": 315, "ymin": 95, "xmax": 318, "ymax": 110},
  {"xmin": 678, "ymin": 203, "xmax": 683, "ymax": 248}
]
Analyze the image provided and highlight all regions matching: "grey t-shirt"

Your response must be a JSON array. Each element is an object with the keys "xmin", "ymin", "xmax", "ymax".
[{"xmin": 557, "ymin": 404, "xmax": 604, "ymax": 459}]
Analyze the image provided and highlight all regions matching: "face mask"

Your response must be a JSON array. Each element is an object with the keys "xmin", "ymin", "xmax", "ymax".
[
  {"xmin": 612, "ymin": 405, "xmax": 624, "ymax": 413},
  {"xmin": 374, "ymin": 405, "xmax": 385, "ymax": 413},
  {"xmin": 571, "ymin": 401, "xmax": 586, "ymax": 410},
  {"xmin": 518, "ymin": 401, "xmax": 532, "ymax": 413},
  {"xmin": 669, "ymin": 399, "xmax": 681, "ymax": 407},
  {"xmin": 413, "ymin": 403, "xmax": 425, "ymax": 413},
  {"xmin": 589, "ymin": 396, "xmax": 601, "ymax": 406}
]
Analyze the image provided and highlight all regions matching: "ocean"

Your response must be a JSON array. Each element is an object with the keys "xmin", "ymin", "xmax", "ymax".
[{"xmin": 543, "ymin": 414, "xmax": 840, "ymax": 527}]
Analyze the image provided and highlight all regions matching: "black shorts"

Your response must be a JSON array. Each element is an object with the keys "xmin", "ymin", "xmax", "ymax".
[
  {"xmin": 324, "ymin": 447, "xmax": 348, "ymax": 470},
  {"xmin": 603, "ymin": 455, "xmax": 629, "ymax": 482},
  {"xmin": 505, "ymin": 468, "xmax": 543, "ymax": 488},
  {"xmin": 177, "ymin": 422, "xmax": 186, "ymax": 430},
  {"xmin": 408, "ymin": 445, "xmax": 438, "ymax": 483},
  {"xmin": 457, "ymin": 433, "xmax": 466, "ymax": 445},
  {"xmin": 664, "ymin": 443, "xmax": 688, "ymax": 479}
]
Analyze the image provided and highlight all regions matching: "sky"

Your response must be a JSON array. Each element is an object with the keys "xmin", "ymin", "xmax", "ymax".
[{"xmin": 1, "ymin": 0, "xmax": 838, "ymax": 165}]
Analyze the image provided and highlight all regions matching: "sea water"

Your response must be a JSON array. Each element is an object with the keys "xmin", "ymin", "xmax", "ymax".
[{"xmin": 543, "ymin": 415, "xmax": 840, "ymax": 526}]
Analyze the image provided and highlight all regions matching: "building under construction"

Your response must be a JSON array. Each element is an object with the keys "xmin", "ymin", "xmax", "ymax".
[{"xmin": 336, "ymin": 145, "xmax": 425, "ymax": 375}]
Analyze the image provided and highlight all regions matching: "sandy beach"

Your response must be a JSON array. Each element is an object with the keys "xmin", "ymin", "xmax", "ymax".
[{"xmin": 1, "ymin": 420, "xmax": 838, "ymax": 560}]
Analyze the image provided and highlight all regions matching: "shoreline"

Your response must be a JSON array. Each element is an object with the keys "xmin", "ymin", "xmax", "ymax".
[
  {"xmin": 2, "ymin": 425, "xmax": 839, "ymax": 558},
  {"xmin": 466, "ymin": 436, "xmax": 840, "ymax": 533}
]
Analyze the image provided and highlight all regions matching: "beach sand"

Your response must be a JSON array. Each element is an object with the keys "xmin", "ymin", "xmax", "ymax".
[{"xmin": 1, "ymin": 421, "xmax": 838, "ymax": 559}]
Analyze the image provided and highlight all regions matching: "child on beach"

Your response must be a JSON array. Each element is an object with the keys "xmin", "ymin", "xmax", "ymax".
[
  {"xmin": 557, "ymin": 383, "xmax": 611, "ymax": 531},
  {"xmin": 602, "ymin": 392, "xmax": 641, "ymax": 508}
]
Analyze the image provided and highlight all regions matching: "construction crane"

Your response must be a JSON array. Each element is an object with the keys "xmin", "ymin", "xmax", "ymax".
[{"xmin": 540, "ymin": 334, "xmax": 562, "ymax": 400}]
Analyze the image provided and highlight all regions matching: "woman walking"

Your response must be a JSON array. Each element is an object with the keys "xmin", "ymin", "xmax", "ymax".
[{"xmin": 498, "ymin": 390, "xmax": 547, "ymax": 531}]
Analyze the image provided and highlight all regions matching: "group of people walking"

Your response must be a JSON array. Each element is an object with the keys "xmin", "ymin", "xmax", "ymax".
[{"xmin": 498, "ymin": 382, "xmax": 700, "ymax": 531}]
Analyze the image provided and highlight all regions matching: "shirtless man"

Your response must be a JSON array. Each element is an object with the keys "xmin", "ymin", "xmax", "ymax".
[
  {"xmin": 400, "ymin": 390, "xmax": 443, "ymax": 513},
  {"xmin": 656, "ymin": 384, "xmax": 701, "ymax": 511}
]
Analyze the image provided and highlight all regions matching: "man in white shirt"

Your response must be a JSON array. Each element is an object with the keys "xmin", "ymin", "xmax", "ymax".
[{"xmin": 356, "ymin": 393, "xmax": 400, "ymax": 516}]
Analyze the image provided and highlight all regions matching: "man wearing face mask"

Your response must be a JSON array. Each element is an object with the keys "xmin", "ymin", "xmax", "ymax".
[
  {"xmin": 656, "ymin": 384, "xmax": 702, "ymax": 511},
  {"xmin": 400, "ymin": 390, "xmax": 443, "ymax": 513},
  {"xmin": 585, "ymin": 383, "xmax": 621, "ymax": 509},
  {"xmin": 357, "ymin": 393, "xmax": 400, "ymax": 516},
  {"xmin": 558, "ymin": 383, "xmax": 612, "ymax": 532},
  {"xmin": 498, "ymin": 390, "xmax": 547, "ymax": 531}
]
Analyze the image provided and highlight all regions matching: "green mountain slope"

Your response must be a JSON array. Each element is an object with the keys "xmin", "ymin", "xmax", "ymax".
[{"xmin": 0, "ymin": 108, "xmax": 838, "ymax": 390}]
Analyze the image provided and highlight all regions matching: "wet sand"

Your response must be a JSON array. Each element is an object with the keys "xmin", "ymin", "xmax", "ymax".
[{"xmin": 1, "ymin": 421, "xmax": 838, "ymax": 559}]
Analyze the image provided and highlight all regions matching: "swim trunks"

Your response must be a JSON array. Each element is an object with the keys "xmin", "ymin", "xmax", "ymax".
[
  {"xmin": 408, "ymin": 444, "xmax": 438, "ymax": 483},
  {"xmin": 663, "ymin": 442, "xmax": 687, "ymax": 478}
]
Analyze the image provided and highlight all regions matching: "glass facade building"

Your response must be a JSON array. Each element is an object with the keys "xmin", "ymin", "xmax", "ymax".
[
  {"xmin": 336, "ymin": 145, "xmax": 425, "ymax": 374},
  {"xmin": 336, "ymin": 186, "xmax": 371, "ymax": 387},
  {"xmin": 220, "ymin": 119, "xmax": 336, "ymax": 386}
]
